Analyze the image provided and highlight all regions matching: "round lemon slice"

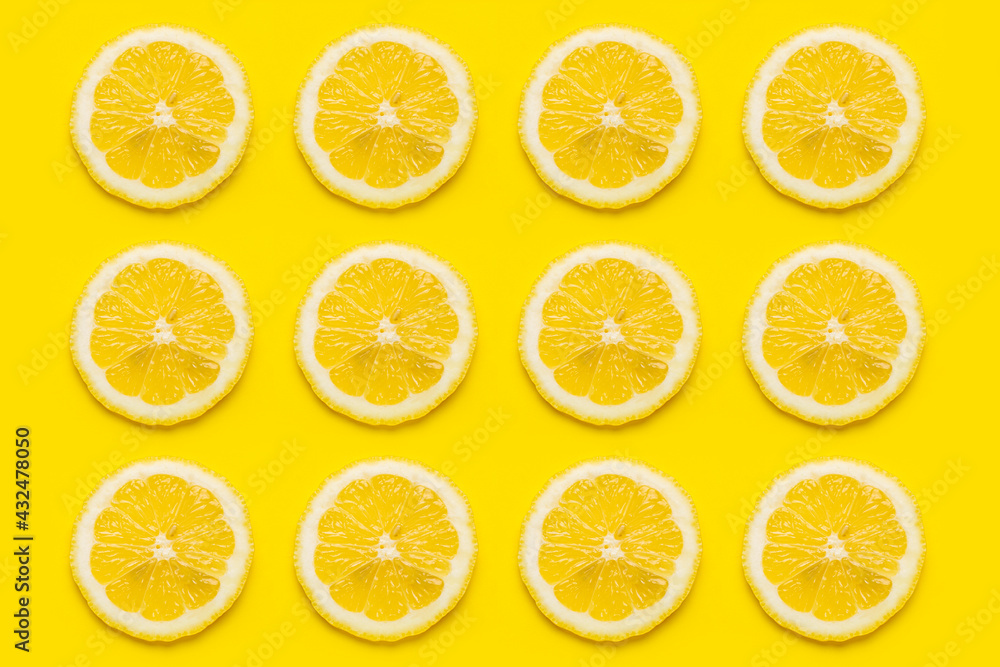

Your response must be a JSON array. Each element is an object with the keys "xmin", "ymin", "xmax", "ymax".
[
  {"xmin": 519, "ymin": 242, "xmax": 700, "ymax": 425},
  {"xmin": 519, "ymin": 25, "xmax": 700, "ymax": 208},
  {"xmin": 295, "ymin": 25, "xmax": 477, "ymax": 208},
  {"xmin": 743, "ymin": 242, "xmax": 923, "ymax": 425},
  {"xmin": 744, "ymin": 25, "xmax": 923, "ymax": 208},
  {"xmin": 519, "ymin": 458, "xmax": 700, "ymax": 641},
  {"xmin": 295, "ymin": 242, "xmax": 476, "ymax": 425},
  {"xmin": 71, "ymin": 242, "xmax": 253, "ymax": 425},
  {"xmin": 71, "ymin": 458, "xmax": 253, "ymax": 641},
  {"xmin": 743, "ymin": 458, "xmax": 924, "ymax": 641},
  {"xmin": 71, "ymin": 25, "xmax": 253, "ymax": 208},
  {"xmin": 295, "ymin": 458, "xmax": 476, "ymax": 641}
]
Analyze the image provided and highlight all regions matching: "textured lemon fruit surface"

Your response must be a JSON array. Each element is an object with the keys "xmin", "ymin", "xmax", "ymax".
[
  {"xmin": 71, "ymin": 459, "xmax": 252, "ymax": 641},
  {"xmin": 520, "ymin": 243, "xmax": 699, "ymax": 425},
  {"xmin": 295, "ymin": 459, "xmax": 476, "ymax": 640},
  {"xmin": 296, "ymin": 26, "xmax": 476, "ymax": 207},
  {"xmin": 296, "ymin": 243, "xmax": 476, "ymax": 425},
  {"xmin": 744, "ymin": 243, "xmax": 923, "ymax": 425},
  {"xmin": 72, "ymin": 243, "xmax": 252, "ymax": 425},
  {"xmin": 520, "ymin": 459, "xmax": 700, "ymax": 640},
  {"xmin": 72, "ymin": 25, "xmax": 252, "ymax": 208},
  {"xmin": 744, "ymin": 459, "xmax": 923, "ymax": 641},
  {"xmin": 744, "ymin": 25, "xmax": 923, "ymax": 208},
  {"xmin": 520, "ymin": 25, "xmax": 700, "ymax": 208}
]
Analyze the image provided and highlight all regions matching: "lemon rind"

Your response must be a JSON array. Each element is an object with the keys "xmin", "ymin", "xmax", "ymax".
[
  {"xmin": 70, "ymin": 241, "xmax": 254, "ymax": 426},
  {"xmin": 294, "ymin": 457, "xmax": 477, "ymax": 641},
  {"xmin": 519, "ymin": 24, "xmax": 701, "ymax": 209},
  {"xmin": 519, "ymin": 241, "xmax": 701, "ymax": 425},
  {"xmin": 70, "ymin": 457, "xmax": 254, "ymax": 642},
  {"xmin": 742, "ymin": 241, "xmax": 924, "ymax": 425},
  {"xmin": 71, "ymin": 24, "xmax": 254, "ymax": 209},
  {"xmin": 742, "ymin": 457, "xmax": 925, "ymax": 641},
  {"xmin": 519, "ymin": 457, "xmax": 701, "ymax": 641},
  {"xmin": 742, "ymin": 24, "xmax": 925, "ymax": 209},
  {"xmin": 294, "ymin": 24, "xmax": 478, "ymax": 209}
]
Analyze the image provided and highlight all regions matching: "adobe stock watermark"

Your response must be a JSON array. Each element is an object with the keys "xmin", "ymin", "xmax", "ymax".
[
  {"xmin": 543, "ymin": 0, "xmax": 591, "ymax": 30},
  {"xmin": 404, "ymin": 610, "xmax": 476, "ymax": 667},
  {"xmin": 924, "ymin": 254, "xmax": 998, "ymax": 340},
  {"xmin": 7, "ymin": 0, "xmax": 73, "ymax": 53},
  {"xmin": 511, "ymin": 190, "xmax": 554, "ymax": 234},
  {"xmin": 439, "ymin": 407, "xmax": 511, "ymax": 477},
  {"xmin": 921, "ymin": 589, "xmax": 1000, "ymax": 667},
  {"xmin": 252, "ymin": 235, "xmax": 342, "ymax": 327},
  {"xmin": 876, "ymin": 0, "xmax": 933, "ymax": 37},
  {"xmin": 246, "ymin": 438, "xmax": 306, "ymax": 502},
  {"xmin": 17, "ymin": 322, "xmax": 71, "ymax": 385},
  {"xmin": 683, "ymin": 0, "xmax": 754, "ymax": 61},
  {"xmin": 681, "ymin": 340, "xmax": 742, "ymax": 404},
  {"xmin": 231, "ymin": 602, "xmax": 311, "ymax": 667}
]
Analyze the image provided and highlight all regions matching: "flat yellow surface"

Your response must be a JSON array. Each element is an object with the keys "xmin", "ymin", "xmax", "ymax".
[{"xmin": 2, "ymin": 0, "xmax": 998, "ymax": 664}]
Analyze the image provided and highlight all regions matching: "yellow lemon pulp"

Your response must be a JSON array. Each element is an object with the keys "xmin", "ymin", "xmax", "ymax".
[
  {"xmin": 538, "ymin": 41, "xmax": 683, "ymax": 188},
  {"xmin": 89, "ymin": 474, "xmax": 236, "ymax": 621},
  {"xmin": 538, "ymin": 258, "xmax": 682, "ymax": 405},
  {"xmin": 762, "ymin": 41, "xmax": 907, "ymax": 188},
  {"xmin": 761, "ymin": 258, "xmax": 906, "ymax": 406},
  {"xmin": 90, "ymin": 258, "xmax": 236, "ymax": 405},
  {"xmin": 761, "ymin": 474, "xmax": 907, "ymax": 621},
  {"xmin": 314, "ymin": 42, "xmax": 459, "ymax": 188},
  {"xmin": 313, "ymin": 474, "xmax": 459, "ymax": 621},
  {"xmin": 537, "ymin": 474, "xmax": 683, "ymax": 621},
  {"xmin": 90, "ymin": 41, "xmax": 236, "ymax": 188},
  {"xmin": 314, "ymin": 258, "xmax": 459, "ymax": 405}
]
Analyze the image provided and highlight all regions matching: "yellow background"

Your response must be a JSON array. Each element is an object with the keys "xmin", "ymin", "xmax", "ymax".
[{"xmin": 3, "ymin": 0, "xmax": 999, "ymax": 665}]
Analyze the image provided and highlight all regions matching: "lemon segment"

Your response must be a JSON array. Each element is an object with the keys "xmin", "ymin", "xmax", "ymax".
[
  {"xmin": 743, "ymin": 242, "xmax": 923, "ymax": 425},
  {"xmin": 520, "ymin": 25, "xmax": 700, "ymax": 208},
  {"xmin": 296, "ymin": 242, "xmax": 476, "ymax": 425},
  {"xmin": 71, "ymin": 242, "xmax": 253, "ymax": 425},
  {"xmin": 743, "ymin": 458, "xmax": 924, "ymax": 641},
  {"xmin": 71, "ymin": 25, "xmax": 253, "ymax": 208},
  {"xmin": 295, "ymin": 25, "xmax": 477, "ymax": 208},
  {"xmin": 744, "ymin": 25, "xmax": 923, "ymax": 208},
  {"xmin": 519, "ymin": 458, "xmax": 700, "ymax": 640},
  {"xmin": 295, "ymin": 459, "xmax": 476, "ymax": 641},
  {"xmin": 71, "ymin": 459, "xmax": 252, "ymax": 641},
  {"xmin": 520, "ymin": 242, "xmax": 699, "ymax": 425}
]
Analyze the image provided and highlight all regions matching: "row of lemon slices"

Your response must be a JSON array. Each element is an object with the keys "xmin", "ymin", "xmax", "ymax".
[
  {"xmin": 71, "ymin": 23, "xmax": 923, "ymax": 210},
  {"xmin": 72, "ymin": 455, "xmax": 924, "ymax": 643},
  {"xmin": 71, "ymin": 240, "xmax": 924, "ymax": 428}
]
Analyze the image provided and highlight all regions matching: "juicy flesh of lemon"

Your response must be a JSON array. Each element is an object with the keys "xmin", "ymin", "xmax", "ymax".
[
  {"xmin": 89, "ymin": 474, "xmax": 236, "ymax": 621},
  {"xmin": 762, "ymin": 474, "xmax": 907, "ymax": 621},
  {"xmin": 538, "ymin": 41, "xmax": 683, "ymax": 189},
  {"xmin": 90, "ymin": 258, "xmax": 236, "ymax": 406},
  {"xmin": 314, "ymin": 42, "xmax": 459, "ymax": 189},
  {"xmin": 762, "ymin": 258, "xmax": 906, "ymax": 406},
  {"xmin": 90, "ymin": 41, "xmax": 235, "ymax": 188},
  {"xmin": 313, "ymin": 474, "xmax": 459, "ymax": 621},
  {"xmin": 538, "ymin": 258, "xmax": 682, "ymax": 406},
  {"xmin": 538, "ymin": 474, "xmax": 682, "ymax": 621},
  {"xmin": 762, "ymin": 41, "xmax": 908, "ymax": 189},
  {"xmin": 314, "ymin": 258, "xmax": 459, "ymax": 405}
]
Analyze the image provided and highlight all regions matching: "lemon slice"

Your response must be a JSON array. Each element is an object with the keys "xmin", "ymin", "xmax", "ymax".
[
  {"xmin": 71, "ymin": 458, "xmax": 253, "ymax": 641},
  {"xmin": 71, "ymin": 242, "xmax": 253, "ymax": 425},
  {"xmin": 71, "ymin": 25, "xmax": 253, "ymax": 208},
  {"xmin": 295, "ymin": 458, "xmax": 476, "ymax": 641},
  {"xmin": 519, "ymin": 242, "xmax": 700, "ymax": 425},
  {"xmin": 295, "ymin": 242, "xmax": 476, "ymax": 425},
  {"xmin": 743, "ymin": 458, "xmax": 924, "ymax": 641},
  {"xmin": 744, "ymin": 25, "xmax": 923, "ymax": 208},
  {"xmin": 519, "ymin": 25, "xmax": 700, "ymax": 208},
  {"xmin": 519, "ymin": 458, "xmax": 700, "ymax": 640},
  {"xmin": 743, "ymin": 242, "xmax": 923, "ymax": 425},
  {"xmin": 295, "ymin": 25, "xmax": 477, "ymax": 208}
]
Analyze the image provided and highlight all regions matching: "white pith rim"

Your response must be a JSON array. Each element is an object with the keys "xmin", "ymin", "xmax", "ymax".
[
  {"xmin": 295, "ymin": 25, "xmax": 477, "ymax": 207},
  {"xmin": 743, "ymin": 242, "xmax": 923, "ymax": 425},
  {"xmin": 520, "ymin": 242, "xmax": 700, "ymax": 425},
  {"xmin": 295, "ymin": 459, "xmax": 477, "ymax": 640},
  {"xmin": 744, "ymin": 25, "xmax": 923, "ymax": 208},
  {"xmin": 743, "ymin": 458, "xmax": 924, "ymax": 640},
  {"xmin": 71, "ymin": 242, "xmax": 253, "ymax": 425},
  {"xmin": 295, "ymin": 242, "xmax": 476, "ymax": 425},
  {"xmin": 71, "ymin": 25, "xmax": 253, "ymax": 208},
  {"xmin": 520, "ymin": 25, "xmax": 701, "ymax": 208},
  {"xmin": 520, "ymin": 458, "xmax": 700, "ymax": 640},
  {"xmin": 71, "ymin": 459, "xmax": 253, "ymax": 641}
]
